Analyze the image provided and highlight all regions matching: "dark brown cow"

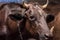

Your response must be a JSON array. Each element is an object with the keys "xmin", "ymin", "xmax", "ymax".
[
  {"xmin": 52, "ymin": 12, "xmax": 60, "ymax": 40},
  {"xmin": 0, "ymin": 3, "xmax": 27, "ymax": 40}
]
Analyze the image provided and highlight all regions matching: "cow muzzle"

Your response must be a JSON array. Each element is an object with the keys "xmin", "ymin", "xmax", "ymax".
[{"xmin": 44, "ymin": 26, "xmax": 54, "ymax": 40}]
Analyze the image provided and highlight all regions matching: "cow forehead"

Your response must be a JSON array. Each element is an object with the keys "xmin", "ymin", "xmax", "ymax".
[
  {"xmin": 4, "ymin": 4, "xmax": 26, "ymax": 15},
  {"xmin": 26, "ymin": 4, "xmax": 43, "ymax": 19},
  {"xmin": 6, "ymin": 4, "xmax": 22, "ymax": 10}
]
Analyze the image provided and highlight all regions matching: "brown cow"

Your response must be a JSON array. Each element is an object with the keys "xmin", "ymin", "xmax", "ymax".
[
  {"xmin": 53, "ymin": 12, "xmax": 60, "ymax": 40},
  {"xmin": 0, "ymin": 3, "xmax": 27, "ymax": 40},
  {"xmin": 23, "ymin": 2, "xmax": 54, "ymax": 40}
]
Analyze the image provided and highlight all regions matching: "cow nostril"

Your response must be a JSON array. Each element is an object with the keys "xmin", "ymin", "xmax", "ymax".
[
  {"xmin": 44, "ymin": 34, "xmax": 49, "ymax": 40},
  {"xmin": 44, "ymin": 34, "xmax": 53, "ymax": 40},
  {"xmin": 44, "ymin": 34, "xmax": 49, "ymax": 38}
]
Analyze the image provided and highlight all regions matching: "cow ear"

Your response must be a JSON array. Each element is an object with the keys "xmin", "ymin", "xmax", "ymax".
[{"xmin": 46, "ymin": 14, "xmax": 55, "ymax": 23}]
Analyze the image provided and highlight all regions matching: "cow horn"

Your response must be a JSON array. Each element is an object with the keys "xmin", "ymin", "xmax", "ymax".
[
  {"xmin": 23, "ymin": 3, "xmax": 29, "ymax": 8},
  {"xmin": 50, "ymin": 26, "xmax": 54, "ymax": 33},
  {"xmin": 41, "ymin": 0, "xmax": 49, "ymax": 9}
]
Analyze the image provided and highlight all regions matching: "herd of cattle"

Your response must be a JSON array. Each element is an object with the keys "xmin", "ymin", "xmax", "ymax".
[{"xmin": 0, "ymin": 0, "xmax": 60, "ymax": 40}]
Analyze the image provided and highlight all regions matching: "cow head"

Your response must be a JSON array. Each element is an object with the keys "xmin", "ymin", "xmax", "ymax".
[
  {"xmin": 0, "ymin": 3, "xmax": 28, "ymax": 34},
  {"xmin": 24, "ymin": 2, "xmax": 54, "ymax": 40}
]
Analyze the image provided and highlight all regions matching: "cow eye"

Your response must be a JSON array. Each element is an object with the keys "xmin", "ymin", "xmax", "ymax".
[
  {"xmin": 30, "ymin": 16, "xmax": 35, "ymax": 19},
  {"xmin": 9, "ymin": 13, "xmax": 24, "ymax": 21},
  {"xmin": 29, "ymin": 16, "xmax": 36, "ymax": 21}
]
